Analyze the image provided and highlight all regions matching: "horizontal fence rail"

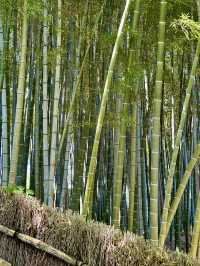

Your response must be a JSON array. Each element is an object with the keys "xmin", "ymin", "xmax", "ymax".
[{"xmin": 0, "ymin": 224, "xmax": 87, "ymax": 266}]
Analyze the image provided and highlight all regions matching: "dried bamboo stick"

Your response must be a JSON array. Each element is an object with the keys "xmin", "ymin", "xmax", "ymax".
[{"xmin": 0, "ymin": 224, "xmax": 87, "ymax": 266}]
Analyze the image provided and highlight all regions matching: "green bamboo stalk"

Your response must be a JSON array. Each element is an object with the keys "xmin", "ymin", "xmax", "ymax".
[
  {"xmin": 141, "ymin": 134, "xmax": 149, "ymax": 239},
  {"xmin": 163, "ymin": 144, "xmax": 200, "ymax": 243},
  {"xmin": 0, "ymin": 15, "xmax": 3, "ymax": 88},
  {"xmin": 159, "ymin": 37, "xmax": 200, "ymax": 247},
  {"xmin": 11, "ymin": 5, "xmax": 18, "ymax": 139},
  {"xmin": 136, "ymin": 96, "xmax": 143, "ymax": 235},
  {"xmin": 9, "ymin": 0, "xmax": 28, "ymax": 185},
  {"xmin": 42, "ymin": 0, "xmax": 49, "ymax": 204},
  {"xmin": 127, "ymin": 0, "xmax": 142, "ymax": 232},
  {"xmin": 2, "ymin": 78, "xmax": 8, "ymax": 187},
  {"xmin": 150, "ymin": 0, "xmax": 167, "ymax": 245},
  {"xmin": 82, "ymin": 0, "xmax": 132, "ymax": 219},
  {"xmin": 60, "ymin": 116, "xmax": 73, "ymax": 209},
  {"xmin": 59, "ymin": 132, "xmax": 71, "ymax": 210},
  {"xmin": 69, "ymin": 7, "xmax": 89, "ymax": 212},
  {"xmin": 57, "ymin": 6, "xmax": 103, "ymax": 165},
  {"xmin": 128, "ymin": 104, "xmax": 137, "ymax": 232},
  {"xmin": 0, "ymin": 16, "xmax": 8, "ymax": 186},
  {"xmin": 23, "ymin": 33, "xmax": 34, "ymax": 192},
  {"xmin": 71, "ymin": 123, "xmax": 89, "ymax": 212},
  {"xmin": 196, "ymin": 0, "xmax": 200, "ymax": 21},
  {"xmin": 113, "ymin": 102, "xmax": 128, "ymax": 228},
  {"xmin": 48, "ymin": 0, "xmax": 62, "ymax": 207},
  {"xmin": 113, "ymin": 95, "xmax": 122, "ymax": 201},
  {"xmin": 34, "ymin": 29, "xmax": 41, "ymax": 199}
]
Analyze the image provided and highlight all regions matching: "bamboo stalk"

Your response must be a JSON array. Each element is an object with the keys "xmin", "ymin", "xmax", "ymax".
[
  {"xmin": 82, "ymin": 0, "xmax": 133, "ymax": 219},
  {"xmin": 0, "ymin": 15, "xmax": 3, "ymax": 88},
  {"xmin": 0, "ymin": 224, "xmax": 87, "ymax": 266},
  {"xmin": 150, "ymin": 0, "xmax": 167, "ymax": 245},
  {"xmin": 57, "ymin": 6, "xmax": 104, "ymax": 165},
  {"xmin": 159, "ymin": 37, "xmax": 200, "ymax": 248},
  {"xmin": 113, "ymin": 102, "xmax": 128, "ymax": 228},
  {"xmin": 0, "ymin": 258, "xmax": 10, "ymax": 266},
  {"xmin": 164, "ymin": 144, "xmax": 200, "ymax": 242},
  {"xmin": 190, "ymin": 191, "xmax": 200, "ymax": 258},
  {"xmin": 128, "ymin": 0, "xmax": 142, "ymax": 233},
  {"xmin": 48, "ymin": 0, "xmax": 62, "ymax": 207},
  {"xmin": 2, "ymin": 78, "xmax": 9, "ymax": 187},
  {"xmin": 9, "ymin": 0, "xmax": 28, "ymax": 185},
  {"xmin": 42, "ymin": 0, "xmax": 49, "ymax": 204}
]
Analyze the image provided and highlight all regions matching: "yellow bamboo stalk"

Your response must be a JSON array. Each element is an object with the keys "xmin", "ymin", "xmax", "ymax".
[{"xmin": 190, "ymin": 192, "xmax": 200, "ymax": 258}]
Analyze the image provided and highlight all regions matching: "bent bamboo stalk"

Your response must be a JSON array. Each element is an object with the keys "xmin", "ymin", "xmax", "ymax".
[
  {"xmin": 164, "ymin": 144, "xmax": 200, "ymax": 242},
  {"xmin": 159, "ymin": 37, "xmax": 200, "ymax": 248},
  {"xmin": 0, "ymin": 224, "xmax": 87, "ymax": 266}
]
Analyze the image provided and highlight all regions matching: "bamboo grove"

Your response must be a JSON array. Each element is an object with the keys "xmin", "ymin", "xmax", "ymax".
[{"xmin": 1, "ymin": 0, "xmax": 200, "ymax": 259}]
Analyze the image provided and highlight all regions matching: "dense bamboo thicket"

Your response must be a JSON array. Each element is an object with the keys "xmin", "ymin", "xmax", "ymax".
[{"xmin": 1, "ymin": 0, "xmax": 200, "ymax": 261}]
